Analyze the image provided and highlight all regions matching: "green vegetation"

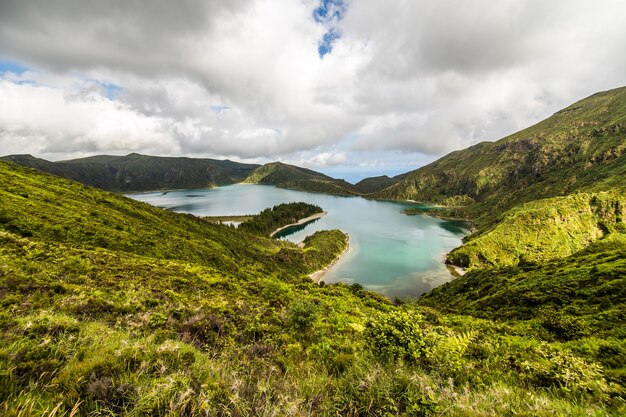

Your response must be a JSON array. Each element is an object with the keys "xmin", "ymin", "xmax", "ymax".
[
  {"xmin": 2, "ymin": 149, "xmax": 626, "ymax": 415},
  {"xmin": 243, "ymin": 161, "xmax": 358, "ymax": 196},
  {"xmin": 447, "ymin": 191, "xmax": 626, "ymax": 269},
  {"xmin": 420, "ymin": 234, "xmax": 626, "ymax": 389},
  {"xmin": 0, "ymin": 153, "xmax": 259, "ymax": 192},
  {"xmin": 238, "ymin": 202, "xmax": 323, "ymax": 237}
]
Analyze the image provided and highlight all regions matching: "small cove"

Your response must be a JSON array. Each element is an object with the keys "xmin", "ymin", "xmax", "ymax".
[{"xmin": 127, "ymin": 184, "xmax": 470, "ymax": 299}]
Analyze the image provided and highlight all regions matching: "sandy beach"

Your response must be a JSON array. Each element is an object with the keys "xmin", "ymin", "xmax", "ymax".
[
  {"xmin": 270, "ymin": 211, "xmax": 327, "ymax": 237},
  {"xmin": 445, "ymin": 263, "xmax": 467, "ymax": 278},
  {"xmin": 308, "ymin": 233, "xmax": 351, "ymax": 283}
]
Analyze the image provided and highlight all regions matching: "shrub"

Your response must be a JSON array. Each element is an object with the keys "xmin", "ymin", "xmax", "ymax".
[
  {"xmin": 364, "ymin": 310, "xmax": 430, "ymax": 363},
  {"xmin": 517, "ymin": 343, "xmax": 609, "ymax": 394},
  {"xmin": 288, "ymin": 299, "xmax": 319, "ymax": 331},
  {"xmin": 540, "ymin": 311, "xmax": 589, "ymax": 341}
]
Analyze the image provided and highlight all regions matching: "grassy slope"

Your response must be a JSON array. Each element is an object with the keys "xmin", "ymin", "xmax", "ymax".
[
  {"xmin": 1, "ymin": 164, "xmax": 625, "ymax": 416},
  {"xmin": 373, "ymin": 86, "xmax": 626, "ymax": 226},
  {"xmin": 447, "ymin": 191, "xmax": 626, "ymax": 269},
  {"xmin": 0, "ymin": 153, "xmax": 259, "ymax": 192},
  {"xmin": 372, "ymin": 87, "xmax": 626, "ymax": 271},
  {"xmin": 421, "ymin": 234, "xmax": 626, "ymax": 384},
  {"xmin": 243, "ymin": 162, "xmax": 359, "ymax": 196}
]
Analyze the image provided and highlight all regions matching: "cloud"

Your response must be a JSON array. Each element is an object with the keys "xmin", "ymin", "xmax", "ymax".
[
  {"xmin": 0, "ymin": 0, "xmax": 625, "ymax": 177},
  {"xmin": 0, "ymin": 79, "xmax": 178, "ymax": 158},
  {"xmin": 310, "ymin": 151, "xmax": 347, "ymax": 166}
]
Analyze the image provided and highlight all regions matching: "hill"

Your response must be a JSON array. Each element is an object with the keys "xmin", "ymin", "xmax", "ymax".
[
  {"xmin": 243, "ymin": 161, "xmax": 359, "ymax": 195},
  {"xmin": 2, "ymin": 160, "xmax": 624, "ymax": 415},
  {"xmin": 372, "ymin": 86, "xmax": 626, "ymax": 225},
  {"xmin": 374, "ymin": 87, "xmax": 626, "ymax": 271},
  {"xmin": 354, "ymin": 174, "xmax": 406, "ymax": 194},
  {"xmin": 0, "ymin": 153, "xmax": 259, "ymax": 192}
]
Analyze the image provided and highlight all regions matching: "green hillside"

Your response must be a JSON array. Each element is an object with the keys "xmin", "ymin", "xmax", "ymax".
[
  {"xmin": 421, "ymin": 234, "xmax": 626, "ymax": 382},
  {"xmin": 372, "ymin": 86, "xmax": 626, "ymax": 225},
  {"xmin": 2, "ymin": 160, "xmax": 624, "ymax": 416},
  {"xmin": 447, "ymin": 191, "xmax": 626, "ymax": 269},
  {"xmin": 243, "ymin": 161, "xmax": 359, "ymax": 195},
  {"xmin": 371, "ymin": 87, "xmax": 626, "ymax": 272},
  {"xmin": 0, "ymin": 153, "xmax": 259, "ymax": 192}
]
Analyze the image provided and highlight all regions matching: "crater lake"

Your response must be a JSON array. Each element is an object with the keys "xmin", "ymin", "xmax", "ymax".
[{"xmin": 127, "ymin": 184, "xmax": 469, "ymax": 299}]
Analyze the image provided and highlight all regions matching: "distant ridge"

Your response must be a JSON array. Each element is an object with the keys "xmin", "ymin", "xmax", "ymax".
[
  {"xmin": 243, "ymin": 161, "xmax": 359, "ymax": 196},
  {"xmin": 354, "ymin": 174, "xmax": 407, "ymax": 194},
  {"xmin": 0, "ymin": 153, "xmax": 259, "ymax": 192}
]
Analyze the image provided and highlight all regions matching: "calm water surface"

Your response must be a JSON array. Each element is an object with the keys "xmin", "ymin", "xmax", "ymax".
[{"xmin": 127, "ymin": 185, "xmax": 469, "ymax": 299}]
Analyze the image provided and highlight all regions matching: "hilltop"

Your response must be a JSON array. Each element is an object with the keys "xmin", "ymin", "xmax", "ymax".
[
  {"xmin": 243, "ymin": 161, "xmax": 359, "ymax": 195},
  {"xmin": 0, "ymin": 153, "xmax": 259, "ymax": 192}
]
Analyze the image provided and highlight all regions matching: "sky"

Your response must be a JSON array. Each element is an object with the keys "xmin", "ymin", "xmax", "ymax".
[{"xmin": 1, "ymin": 0, "xmax": 626, "ymax": 183}]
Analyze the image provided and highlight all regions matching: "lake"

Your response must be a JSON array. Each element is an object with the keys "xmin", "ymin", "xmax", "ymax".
[{"xmin": 127, "ymin": 184, "xmax": 469, "ymax": 299}]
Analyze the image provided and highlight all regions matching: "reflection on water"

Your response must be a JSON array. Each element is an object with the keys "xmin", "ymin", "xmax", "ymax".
[
  {"xmin": 274, "ymin": 218, "xmax": 322, "ymax": 238},
  {"xmin": 438, "ymin": 220, "xmax": 472, "ymax": 235},
  {"xmin": 127, "ymin": 184, "xmax": 468, "ymax": 298}
]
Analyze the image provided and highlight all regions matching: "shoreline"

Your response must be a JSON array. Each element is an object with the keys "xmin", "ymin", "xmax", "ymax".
[
  {"xmin": 308, "ymin": 233, "xmax": 351, "ymax": 283},
  {"xmin": 270, "ymin": 211, "xmax": 327, "ymax": 237},
  {"xmin": 203, "ymin": 215, "xmax": 254, "ymax": 223}
]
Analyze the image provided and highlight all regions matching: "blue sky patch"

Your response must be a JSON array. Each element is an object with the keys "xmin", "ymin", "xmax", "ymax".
[
  {"xmin": 210, "ymin": 105, "xmax": 230, "ymax": 113},
  {"xmin": 98, "ymin": 81, "xmax": 123, "ymax": 100},
  {"xmin": 313, "ymin": 0, "xmax": 346, "ymax": 23},
  {"xmin": 0, "ymin": 59, "xmax": 29, "ymax": 76},
  {"xmin": 314, "ymin": 0, "xmax": 347, "ymax": 58},
  {"xmin": 318, "ymin": 28, "xmax": 342, "ymax": 57}
]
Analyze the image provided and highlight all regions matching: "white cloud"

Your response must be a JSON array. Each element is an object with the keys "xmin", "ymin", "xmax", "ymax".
[
  {"xmin": 310, "ymin": 151, "xmax": 347, "ymax": 166},
  {"xmin": 0, "ymin": 0, "xmax": 625, "ymax": 177},
  {"xmin": 0, "ymin": 80, "xmax": 178, "ymax": 158}
]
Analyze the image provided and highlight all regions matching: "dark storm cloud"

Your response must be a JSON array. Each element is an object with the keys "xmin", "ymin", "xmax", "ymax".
[{"xmin": 0, "ymin": 0, "xmax": 246, "ymax": 74}]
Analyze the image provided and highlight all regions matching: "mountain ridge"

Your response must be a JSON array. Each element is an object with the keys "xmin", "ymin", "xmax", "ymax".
[
  {"xmin": 0, "ymin": 153, "xmax": 260, "ymax": 192},
  {"xmin": 371, "ymin": 86, "xmax": 626, "ymax": 225}
]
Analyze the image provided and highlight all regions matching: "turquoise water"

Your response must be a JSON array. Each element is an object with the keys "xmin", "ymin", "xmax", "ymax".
[{"xmin": 127, "ymin": 185, "xmax": 469, "ymax": 299}]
